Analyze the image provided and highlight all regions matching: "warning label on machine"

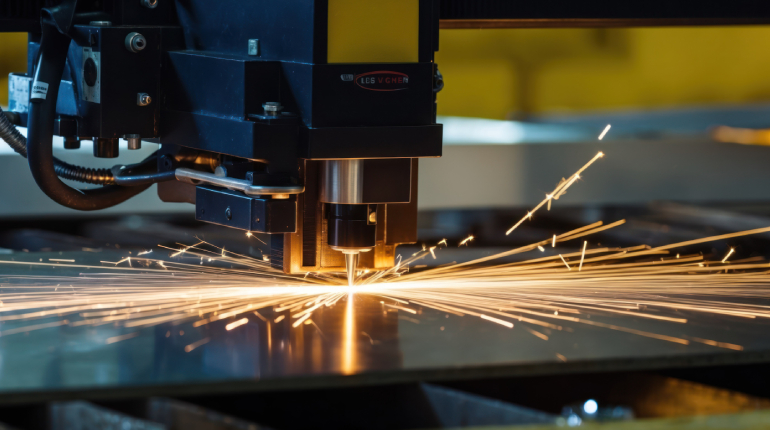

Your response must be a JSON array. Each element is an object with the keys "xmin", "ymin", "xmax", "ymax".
[{"xmin": 31, "ymin": 82, "xmax": 49, "ymax": 100}]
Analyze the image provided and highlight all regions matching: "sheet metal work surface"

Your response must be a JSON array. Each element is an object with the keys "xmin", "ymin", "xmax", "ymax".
[{"xmin": 0, "ymin": 250, "xmax": 769, "ymax": 404}]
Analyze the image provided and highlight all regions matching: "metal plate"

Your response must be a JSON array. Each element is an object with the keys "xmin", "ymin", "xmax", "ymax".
[{"xmin": 0, "ymin": 250, "xmax": 769, "ymax": 404}]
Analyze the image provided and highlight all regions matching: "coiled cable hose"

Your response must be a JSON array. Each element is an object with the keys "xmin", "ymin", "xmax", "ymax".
[
  {"xmin": 23, "ymin": 21, "xmax": 167, "ymax": 210},
  {"xmin": 0, "ymin": 105, "xmax": 117, "ymax": 185}
]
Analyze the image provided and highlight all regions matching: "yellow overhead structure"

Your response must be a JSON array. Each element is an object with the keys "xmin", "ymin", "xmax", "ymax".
[
  {"xmin": 0, "ymin": 33, "xmax": 27, "ymax": 107},
  {"xmin": 327, "ymin": 0, "xmax": 420, "ymax": 63},
  {"xmin": 435, "ymin": 27, "xmax": 770, "ymax": 119}
]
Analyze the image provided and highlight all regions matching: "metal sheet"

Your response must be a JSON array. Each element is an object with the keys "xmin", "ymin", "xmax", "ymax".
[{"xmin": 0, "ymin": 250, "xmax": 769, "ymax": 404}]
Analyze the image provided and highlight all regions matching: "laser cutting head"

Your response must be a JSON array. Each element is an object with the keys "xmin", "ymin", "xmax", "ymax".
[
  {"xmin": 154, "ymin": 0, "xmax": 443, "ymax": 277},
  {"xmin": 4, "ymin": 0, "xmax": 442, "ymax": 280}
]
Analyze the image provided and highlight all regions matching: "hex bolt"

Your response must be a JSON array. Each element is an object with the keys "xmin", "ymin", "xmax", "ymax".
[
  {"xmin": 225, "ymin": 207, "xmax": 233, "ymax": 221},
  {"xmin": 141, "ymin": 0, "xmax": 158, "ymax": 8},
  {"xmin": 262, "ymin": 102, "xmax": 283, "ymax": 116},
  {"xmin": 137, "ymin": 93, "xmax": 152, "ymax": 106},
  {"xmin": 125, "ymin": 134, "xmax": 141, "ymax": 150},
  {"xmin": 125, "ymin": 32, "xmax": 147, "ymax": 53}
]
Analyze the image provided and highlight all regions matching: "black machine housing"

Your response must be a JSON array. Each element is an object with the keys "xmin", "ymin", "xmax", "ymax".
[{"xmin": 5, "ymin": 0, "xmax": 443, "ymax": 274}]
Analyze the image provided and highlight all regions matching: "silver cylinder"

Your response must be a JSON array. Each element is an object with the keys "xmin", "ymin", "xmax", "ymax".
[
  {"xmin": 125, "ymin": 134, "xmax": 141, "ymax": 150},
  {"xmin": 320, "ymin": 160, "xmax": 364, "ymax": 204}
]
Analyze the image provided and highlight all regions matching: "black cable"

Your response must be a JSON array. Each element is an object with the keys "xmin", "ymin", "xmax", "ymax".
[
  {"xmin": 0, "ymin": 104, "xmax": 117, "ymax": 184},
  {"xmin": 25, "ymin": 22, "xmax": 151, "ymax": 211},
  {"xmin": 2, "ymin": 106, "xmax": 176, "ymax": 189},
  {"xmin": 0, "ymin": 104, "xmax": 174, "ymax": 187}
]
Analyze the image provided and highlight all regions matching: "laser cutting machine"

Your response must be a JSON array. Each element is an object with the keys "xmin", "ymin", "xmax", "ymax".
[
  {"xmin": 3, "ymin": 0, "xmax": 770, "ymax": 285},
  {"xmin": 0, "ymin": 0, "xmax": 443, "ymax": 283}
]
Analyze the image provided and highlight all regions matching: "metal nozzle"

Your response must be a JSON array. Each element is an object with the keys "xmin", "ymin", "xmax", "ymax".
[{"xmin": 344, "ymin": 252, "xmax": 359, "ymax": 287}]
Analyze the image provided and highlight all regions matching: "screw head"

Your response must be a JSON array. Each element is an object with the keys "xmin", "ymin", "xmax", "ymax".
[
  {"xmin": 125, "ymin": 32, "xmax": 146, "ymax": 53},
  {"xmin": 225, "ymin": 207, "xmax": 233, "ymax": 220},
  {"xmin": 137, "ymin": 93, "xmax": 152, "ymax": 106}
]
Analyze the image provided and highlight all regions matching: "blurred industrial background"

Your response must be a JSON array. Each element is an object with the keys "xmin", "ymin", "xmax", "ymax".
[{"xmin": 436, "ymin": 27, "xmax": 770, "ymax": 117}]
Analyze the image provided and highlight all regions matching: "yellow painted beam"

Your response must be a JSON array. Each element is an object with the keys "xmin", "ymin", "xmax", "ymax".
[{"xmin": 327, "ymin": 0, "xmax": 419, "ymax": 63}]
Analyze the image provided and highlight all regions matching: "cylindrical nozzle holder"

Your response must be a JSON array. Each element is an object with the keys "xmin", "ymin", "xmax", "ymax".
[
  {"xmin": 327, "ymin": 204, "xmax": 376, "ymax": 250},
  {"xmin": 63, "ymin": 136, "xmax": 80, "ymax": 150},
  {"xmin": 320, "ymin": 159, "xmax": 364, "ymax": 204},
  {"xmin": 93, "ymin": 138, "xmax": 119, "ymax": 158},
  {"xmin": 125, "ymin": 134, "xmax": 141, "ymax": 150}
]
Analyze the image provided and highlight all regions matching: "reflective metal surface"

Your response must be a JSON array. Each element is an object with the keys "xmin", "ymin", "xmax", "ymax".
[
  {"xmin": 320, "ymin": 160, "xmax": 364, "ymax": 204},
  {"xmin": 0, "ymin": 250, "xmax": 769, "ymax": 404},
  {"xmin": 175, "ymin": 168, "xmax": 304, "ymax": 196}
]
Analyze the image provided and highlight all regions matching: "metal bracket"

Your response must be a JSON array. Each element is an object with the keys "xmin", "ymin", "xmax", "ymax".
[{"xmin": 175, "ymin": 168, "xmax": 304, "ymax": 196}]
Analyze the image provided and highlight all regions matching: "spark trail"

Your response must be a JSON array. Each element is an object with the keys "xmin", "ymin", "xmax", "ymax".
[{"xmin": 0, "ymin": 152, "xmax": 767, "ymax": 355}]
